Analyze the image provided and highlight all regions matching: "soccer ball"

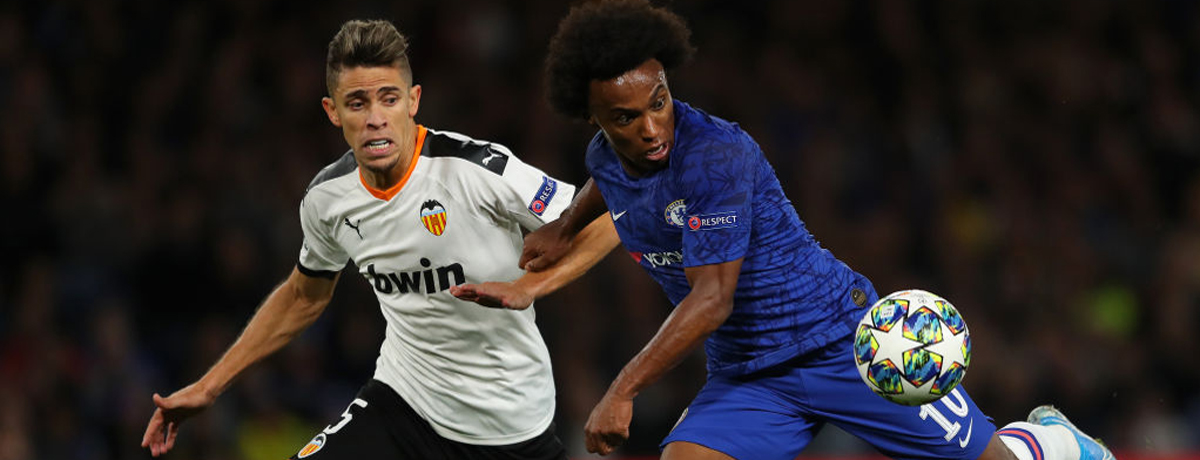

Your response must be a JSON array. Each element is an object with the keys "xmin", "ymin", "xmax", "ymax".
[{"xmin": 853, "ymin": 289, "xmax": 971, "ymax": 406}]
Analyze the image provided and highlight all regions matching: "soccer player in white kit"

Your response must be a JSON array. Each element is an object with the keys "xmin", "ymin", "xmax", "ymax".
[{"xmin": 141, "ymin": 19, "xmax": 618, "ymax": 460}]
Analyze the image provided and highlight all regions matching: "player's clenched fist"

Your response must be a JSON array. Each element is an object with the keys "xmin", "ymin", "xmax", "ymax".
[
  {"xmin": 584, "ymin": 391, "xmax": 633, "ymax": 456},
  {"xmin": 520, "ymin": 218, "xmax": 574, "ymax": 272}
]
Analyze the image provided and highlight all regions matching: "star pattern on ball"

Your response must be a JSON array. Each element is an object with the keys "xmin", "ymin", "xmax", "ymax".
[
  {"xmin": 924, "ymin": 317, "xmax": 968, "ymax": 369},
  {"xmin": 870, "ymin": 318, "xmax": 925, "ymax": 373}
]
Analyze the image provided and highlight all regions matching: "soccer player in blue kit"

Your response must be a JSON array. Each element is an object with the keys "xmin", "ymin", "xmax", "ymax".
[{"xmin": 454, "ymin": 1, "xmax": 1119, "ymax": 460}]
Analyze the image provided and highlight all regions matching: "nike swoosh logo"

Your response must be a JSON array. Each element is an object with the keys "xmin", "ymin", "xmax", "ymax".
[
  {"xmin": 958, "ymin": 418, "xmax": 974, "ymax": 448},
  {"xmin": 612, "ymin": 210, "xmax": 627, "ymax": 221}
]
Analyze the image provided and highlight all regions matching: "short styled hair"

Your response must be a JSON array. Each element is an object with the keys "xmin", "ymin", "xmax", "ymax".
[
  {"xmin": 544, "ymin": 0, "xmax": 696, "ymax": 120},
  {"xmin": 325, "ymin": 19, "xmax": 412, "ymax": 96}
]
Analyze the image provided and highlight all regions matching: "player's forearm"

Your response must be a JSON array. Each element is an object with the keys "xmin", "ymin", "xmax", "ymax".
[
  {"xmin": 515, "ymin": 215, "xmax": 619, "ymax": 298},
  {"xmin": 197, "ymin": 272, "xmax": 331, "ymax": 397},
  {"xmin": 558, "ymin": 179, "xmax": 608, "ymax": 237},
  {"xmin": 607, "ymin": 293, "xmax": 732, "ymax": 399}
]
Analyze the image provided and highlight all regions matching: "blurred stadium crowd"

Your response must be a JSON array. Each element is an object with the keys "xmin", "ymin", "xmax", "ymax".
[{"xmin": 1, "ymin": 0, "xmax": 1198, "ymax": 459}]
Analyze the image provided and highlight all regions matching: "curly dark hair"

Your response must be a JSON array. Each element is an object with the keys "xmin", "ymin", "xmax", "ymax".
[{"xmin": 544, "ymin": 0, "xmax": 696, "ymax": 120}]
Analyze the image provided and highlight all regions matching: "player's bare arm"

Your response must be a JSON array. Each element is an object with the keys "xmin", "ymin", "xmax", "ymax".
[
  {"xmin": 452, "ymin": 214, "xmax": 619, "ymax": 309},
  {"xmin": 141, "ymin": 267, "xmax": 339, "ymax": 457},
  {"xmin": 584, "ymin": 258, "xmax": 742, "ymax": 456},
  {"xmin": 520, "ymin": 178, "xmax": 608, "ymax": 271}
]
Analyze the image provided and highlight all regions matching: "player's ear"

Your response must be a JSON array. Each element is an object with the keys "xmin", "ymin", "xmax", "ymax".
[
  {"xmin": 407, "ymin": 84, "xmax": 422, "ymax": 118},
  {"xmin": 321, "ymin": 97, "xmax": 341, "ymax": 127},
  {"xmin": 586, "ymin": 114, "xmax": 597, "ymax": 127}
]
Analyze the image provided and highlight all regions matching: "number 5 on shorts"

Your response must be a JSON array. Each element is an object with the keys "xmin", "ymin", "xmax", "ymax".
[{"xmin": 324, "ymin": 398, "xmax": 368, "ymax": 435}]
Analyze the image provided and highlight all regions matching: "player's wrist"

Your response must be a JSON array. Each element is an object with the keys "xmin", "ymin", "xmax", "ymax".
[
  {"xmin": 503, "ymin": 279, "xmax": 540, "ymax": 306},
  {"xmin": 606, "ymin": 378, "xmax": 639, "ymax": 400},
  {"xmin": 553, "ymin": 212, "xmax": 585, "ymax": 240},
  {"xmin": 514, "ymin": 280, "xmax": 544, "ymax": 301},
  {"xmin": 195, "ymin": 373, "xmax": 229, "ymax": 402},
  {"xmin": 559, "ymin": 200, "xmax": 603, "ymax": 238}
]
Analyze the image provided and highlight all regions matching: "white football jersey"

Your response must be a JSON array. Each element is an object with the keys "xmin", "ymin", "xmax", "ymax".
[{"xmin": 297, "ymin": 126, "xmax": 575, "ymax": 445}]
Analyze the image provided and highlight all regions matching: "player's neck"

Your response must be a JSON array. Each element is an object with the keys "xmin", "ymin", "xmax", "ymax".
[
  {"xmin": 361, "ymin": 163, "xmax": 405, "ymax": 190},
  {"xmin": 360, "ymin": 127, "xmax": 420, "ymax": 190},
  {"xmin": 617, "ymin": 156, "xmax": 666, "ymax": 178}
]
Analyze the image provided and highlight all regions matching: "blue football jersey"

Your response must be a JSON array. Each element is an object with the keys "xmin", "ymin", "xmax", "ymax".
[{"xmin": 586, "ymin": 100, "xmax": 875, "ymax": 376}]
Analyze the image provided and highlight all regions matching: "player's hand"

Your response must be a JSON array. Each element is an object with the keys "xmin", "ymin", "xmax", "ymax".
[
  {"xmin": 519, "ymin": 218, "xmax": 573, "ymax": 272},
  {"xmin": 583, "ymin": 391, "xmax": 633, "ymax": 456},
  {"xmin": 450, "ymin": 282, "xmax": 534, "ymax": 310},
  {"xmin": 141, "ymin": 384, "xmax": 216, "ymax": 457}
]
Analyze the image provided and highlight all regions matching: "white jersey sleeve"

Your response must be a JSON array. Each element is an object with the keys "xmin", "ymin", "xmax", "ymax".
[
  {"xmin": 483, "ymin": 145, "xmax": 576, "ymax": 230},
  {"xmin": 424, "ymin": 130, "xmax": 576, "ymax": 231},
  {"xmin": 297, "ymin": 155, "xmax": 355, "ymax": 276}
]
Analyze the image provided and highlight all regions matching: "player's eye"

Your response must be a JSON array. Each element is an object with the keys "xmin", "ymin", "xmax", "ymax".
[
  {"xmin": 651, "ymin": 98, "xmax": 666, "ymax": 110},
  {"xmin": 616, "ymin": 114, "xmax": 633, "ymax": 125},
  {"xmin": 383, "ymin": 96, "xmax": 399, "ymax": 105},
  {"xmin": 348, "ymin": 100, "xmax": 365, "ymax": 110}
]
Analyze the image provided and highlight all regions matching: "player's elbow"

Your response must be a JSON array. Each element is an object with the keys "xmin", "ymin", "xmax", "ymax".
[
  {"xmin": 710, "ymin": 298, "xmax": 734, "ymax": 328},
  {"xmin": 691, "ymin": 293, "xmax": 734, "ymax": 333},
  {"xmin": 296, "ymin": 296, "xmax": 331, "ymax": 321},
  {"xmin": 283, "ymin": 279, "xmax": 334, "ymax": 322}
]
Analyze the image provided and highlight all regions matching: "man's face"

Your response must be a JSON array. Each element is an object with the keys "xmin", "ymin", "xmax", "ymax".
[
  {"xmin": 321, "ymin": 66, "xmax": 421, "ymax": 175},
  {"xmin": 587, "ymin": 59, "xmax": 675, "ymax": 177}
]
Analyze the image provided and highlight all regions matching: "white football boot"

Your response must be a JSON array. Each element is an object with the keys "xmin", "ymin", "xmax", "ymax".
[{"xmin": 1027, "ymin": 405, "xmax": 1116, "ymax": 460}]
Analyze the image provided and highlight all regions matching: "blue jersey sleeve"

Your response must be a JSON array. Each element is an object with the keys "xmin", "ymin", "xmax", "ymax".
[{"xmin": 677, "ymin": 132, "xmax": 758, "ymax": 267}]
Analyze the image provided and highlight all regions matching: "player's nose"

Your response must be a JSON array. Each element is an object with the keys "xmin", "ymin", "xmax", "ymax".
[
  {"xmin": 638, "ymin": 115, "xmax": 659, "ymax": 141},
  {"xmin": 366, "ymin": 106, "xmax": 388, "ymax": 128}
]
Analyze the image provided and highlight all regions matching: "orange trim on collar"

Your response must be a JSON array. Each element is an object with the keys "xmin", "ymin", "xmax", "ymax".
[{"xmin": 360, "ymin": 125, "xmax": 427, "ymax": 201}]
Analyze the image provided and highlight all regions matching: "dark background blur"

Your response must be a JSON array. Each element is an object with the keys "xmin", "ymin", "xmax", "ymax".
[{"xmin": 2, "ymin": 0, "xmax": 1198, "ymax": 459}]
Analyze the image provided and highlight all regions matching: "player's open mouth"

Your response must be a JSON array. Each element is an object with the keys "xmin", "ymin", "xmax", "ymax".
[
  {"xmin": 364, "ymin": 139, "xmax": 393, "ymax": 155},
  {"xmin": 646, "ymin": 143, "xmax": 669, "ymax": 162}
]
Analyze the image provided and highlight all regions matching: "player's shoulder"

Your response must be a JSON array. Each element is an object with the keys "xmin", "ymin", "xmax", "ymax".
[
  {"xmin": 674, "ymin": 100, "xmax": 760, "ymax": 164},
  {"xmin": 583, "ymin": 131, "xmax": 610, "ymax": 169},
  {"xmin": 420, "ymin": 128, "xmax": 513, "ymax": 176},
  {"xmin": 676, "ymin": 100, "xmax": 751, "ymax": 145},
  {"xmin": 305, "ymin": 150, "xmax": 359, "ymax": 195}
]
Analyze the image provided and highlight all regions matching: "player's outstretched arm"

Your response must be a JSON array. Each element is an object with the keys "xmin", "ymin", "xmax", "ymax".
[
  {"xmin": 451, "ymin": 214, "xmax": 619, "ymax": 309},
  {"xmin": 584, "ymin": 259, "xmax": 742, "ymax": 456},
  {"xmin": 141, "ymin": 267, "xmax": 339, "ymax": 457},
  {"xmin": 520, "ymin": 178, "xmax": 608, "ymax": 271}
]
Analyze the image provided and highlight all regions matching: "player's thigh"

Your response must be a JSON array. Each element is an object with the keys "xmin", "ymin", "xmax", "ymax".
[
  {"xmin": 290, "ymin": 379, "xmax": 456, "ymax": 459},
  {"xmin": 662, "ymin": 441, "xmax": 737, "ymax": 460},
  {"xmin": 833, "ymin": 386, "xmax": 995, "ymax": 460},
  {"xmin": 660, "ymin": 371, "xmax": 819, "ymax": 460},
  {"xmin": 800, "ymin": 342, "xmax": 995, "ymax": 460},
  {"xmin": 446, "ymin": 422, "xmax": 567, "ymax": 460},
  {"xmin": 289, "ymin": 396, "xmax": 399, "ymax": 460}
]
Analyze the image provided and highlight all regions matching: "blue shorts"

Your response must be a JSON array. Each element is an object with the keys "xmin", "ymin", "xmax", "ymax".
[{"xmin": 662, "ymin": 332, "xmax": 995, "ymax": 460}]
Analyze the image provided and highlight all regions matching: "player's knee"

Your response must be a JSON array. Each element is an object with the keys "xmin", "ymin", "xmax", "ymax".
[{"xmin": 976, "ymin": 434, "xmax": 1021, "ymax": 460}]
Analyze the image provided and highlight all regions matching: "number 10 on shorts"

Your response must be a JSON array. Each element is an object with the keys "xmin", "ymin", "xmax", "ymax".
[{"xmin": 918, "ymin": 388, "xmax": 974, "ymax": 448}]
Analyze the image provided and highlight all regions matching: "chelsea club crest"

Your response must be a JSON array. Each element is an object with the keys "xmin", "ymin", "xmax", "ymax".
[{"xmin": 664, "ymin": 199, "xmax": 686, "ymax": 227}]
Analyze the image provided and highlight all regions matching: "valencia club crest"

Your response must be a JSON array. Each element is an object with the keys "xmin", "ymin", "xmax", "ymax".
[{"xmin": 420, "ymin": 200, "xmax": 448, "ymax": 236}]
